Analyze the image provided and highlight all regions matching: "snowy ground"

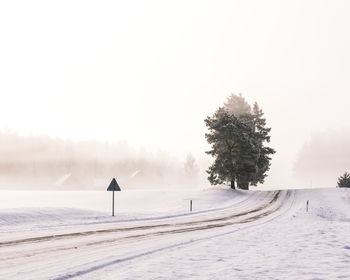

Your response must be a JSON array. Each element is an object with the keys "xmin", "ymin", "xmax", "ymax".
[{"xmin": 0, "ymin": 187, "xmax": 349, "ymax": 280}]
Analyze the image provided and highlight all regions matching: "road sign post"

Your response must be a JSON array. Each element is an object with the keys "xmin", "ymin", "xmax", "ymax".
[
  {"xmin": 112, "ymin": 190, "xmax": 114, "ymax": 216},
  {"xmin": 107, "ymin": 178, "xmax": 121, "ymax": 217}
]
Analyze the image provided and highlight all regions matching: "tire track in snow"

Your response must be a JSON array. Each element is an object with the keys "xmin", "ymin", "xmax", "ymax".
[
  {"xmin": 50, "ymin": 190, "xmax": 295, "ymax": 280},
  {"xmin": 0, "ymin": 190, "xmax": 295, "ymax": 280},
  {"xmin": 0, "ymin": 191, "xmax": 275, "ymax": 248},
  {"xmin": 0, "ymin": 190, "xmax": 286, "ymax": 264}
]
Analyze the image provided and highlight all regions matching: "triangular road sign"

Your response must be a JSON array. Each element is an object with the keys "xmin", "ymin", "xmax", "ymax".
[{"xmin": 107, "ymin": 178, "xmax": 121, "ymax": 191}]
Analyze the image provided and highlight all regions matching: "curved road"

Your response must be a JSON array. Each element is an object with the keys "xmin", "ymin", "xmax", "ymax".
[{"xmin": 0, "ymin": 190, "xmax": 296, "ymax": 280}]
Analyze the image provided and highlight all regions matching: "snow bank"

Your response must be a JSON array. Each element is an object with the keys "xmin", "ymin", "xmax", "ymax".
[{"xmin": 296, "ymin": 188, "xmax": 350, "ymax": 222}]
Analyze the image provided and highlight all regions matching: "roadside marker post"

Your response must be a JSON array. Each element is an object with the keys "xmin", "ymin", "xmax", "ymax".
[
  {"xmin": 306, "ymin": 200, "xmax": 309, "ymax": 212},
  {"xmin": 190, "ymin": 200, "xmax": 192, "ymax": 212},
  {"xmin": 107, "ymin": 178, "xmax": 121, "ymax": 216}
]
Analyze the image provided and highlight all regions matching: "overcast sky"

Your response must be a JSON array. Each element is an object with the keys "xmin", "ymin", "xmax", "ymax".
[{"xmin": 1, "ymin": 0, "xmax": 349, "ymax": 187}]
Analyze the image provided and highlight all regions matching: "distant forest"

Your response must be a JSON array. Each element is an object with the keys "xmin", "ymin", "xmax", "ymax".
[
  {"xmin": 293, "ymin": 130, "xmax": 350, "ymax": 187},
  {"xmin": 0, "ymin": 131, "xmax": 200, "ymax": 189}
]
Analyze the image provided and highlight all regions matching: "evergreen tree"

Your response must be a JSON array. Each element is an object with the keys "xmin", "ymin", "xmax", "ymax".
[
  {"xmin": 205, "ymin": 94, "xmax": 275, "ymax": 189},
  {"xmin": 250, "ymin": 102, "xmax": 275, "ymax": 185},
  {"xmin": 337, "ymin": 172, "xmax": 350, "ymax": 188},
  {"xmin": 184, "ymin": 153, "xmax": 199, "ymax": 177},
  {"xmin": 205, "ymin": 108, "xmax": 260, "ymax": 189},
  {"xmin": 224, "ymin": 93, "xmax": 255, "ymax": 130},
  {"xmin": 224, "ymin": 93, "xmax": 251, "ymax": 117}
]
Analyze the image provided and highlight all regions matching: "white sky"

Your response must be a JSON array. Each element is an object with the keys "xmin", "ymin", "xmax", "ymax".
[{"xmin": 1, "ymin": 0, "xmax": 350, "ymax": 187}]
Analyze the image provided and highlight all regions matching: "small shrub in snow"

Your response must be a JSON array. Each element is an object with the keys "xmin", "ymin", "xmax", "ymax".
[{"xmin": 337, "ymin": 172, "xmax": 350, "ymax": 188}]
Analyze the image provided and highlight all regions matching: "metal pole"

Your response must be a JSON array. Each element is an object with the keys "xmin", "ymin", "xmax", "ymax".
[
  {"xmin": 112, "ymin": 190, "xmax": 115, "ymax": 216},
  {"xmin": 190, "ymin": 200, "xmax": 192, "ymax": 212}
]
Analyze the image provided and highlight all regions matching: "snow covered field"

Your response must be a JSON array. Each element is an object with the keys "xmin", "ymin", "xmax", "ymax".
[{"xmin": 0, "ymin": 187, "xmax": 349, "ymax": 280}]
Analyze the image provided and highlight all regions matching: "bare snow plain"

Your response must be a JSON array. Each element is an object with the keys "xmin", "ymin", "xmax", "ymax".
[{"xmin": 0, "ymin": 187, "xmax": 349, "ymax": 280}]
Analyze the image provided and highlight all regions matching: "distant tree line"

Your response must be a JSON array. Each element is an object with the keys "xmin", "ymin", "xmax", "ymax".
[
  {"xmin": 293, "ymin": 130, "xmax": 350, "ymax": 188},
  {"xmin": 0, "ymin": 131, "xmax": 199, "ymax": 189}
]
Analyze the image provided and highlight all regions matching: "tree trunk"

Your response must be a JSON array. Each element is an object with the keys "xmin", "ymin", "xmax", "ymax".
[
  {"xmin": 241, "ymin": 182, "xmax": 249, "ymax": 190},
  {"xmin": 237, "ymin": 178, "xmax": 249, "ymax": 190},
  {"xmin": 230, "ymin": 179, "xmax": 235, "ymax": 189}
]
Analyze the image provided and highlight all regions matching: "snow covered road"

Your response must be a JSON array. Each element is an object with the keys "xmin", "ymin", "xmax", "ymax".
[{"xmin": 0, "ymin": 188, "xmax": 349, "ymax": 280}]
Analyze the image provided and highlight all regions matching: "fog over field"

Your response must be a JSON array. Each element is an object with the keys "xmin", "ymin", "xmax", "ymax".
[
  {"xmin": 0, "ymin": 132, "xmax": 204, "ymax": 189},
  {"xmin": 293, "ymin": 130, "xmax": 350, "ymax": 188},
  {"xmin": 1, "ymin": 0, "xmax": 350, "ymax": 189},
  {"xmin": 2, "ymin": 2, "xmax": 350, "ymax": 279}
]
